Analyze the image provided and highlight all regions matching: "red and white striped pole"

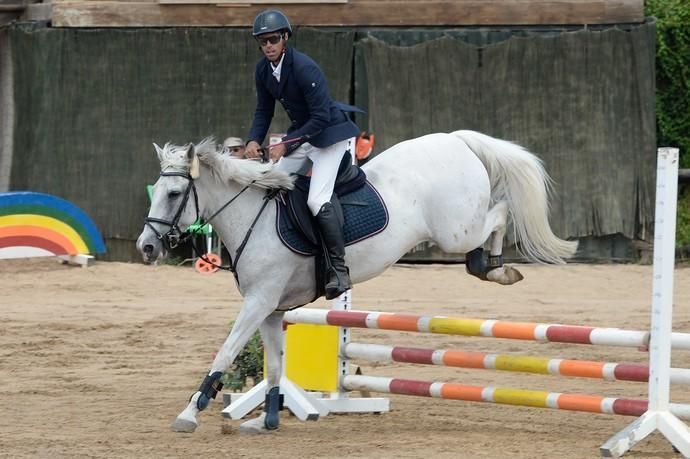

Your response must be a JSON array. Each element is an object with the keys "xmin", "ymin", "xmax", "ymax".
[
  {"xmin": 343, "ymin": 342, "xmax": 690, "ymax": 384},
  {"xmin": 285, "ymin": 308, "xmax": 690, "ymax": 350}
]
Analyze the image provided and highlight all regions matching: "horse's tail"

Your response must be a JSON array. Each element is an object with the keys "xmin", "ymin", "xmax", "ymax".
[{"xmin": 452, "ymin": 130, "xmax": 578, "ymax": 263}]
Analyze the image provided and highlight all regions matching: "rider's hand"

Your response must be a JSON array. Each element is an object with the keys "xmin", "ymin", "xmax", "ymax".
[
  {"xmin": 245, "ymin": 141, "xmax": 263, "ymax": 160},
  {"xmin": 269, "ymin": 143, "xmax": 287, "ymax": 162}
]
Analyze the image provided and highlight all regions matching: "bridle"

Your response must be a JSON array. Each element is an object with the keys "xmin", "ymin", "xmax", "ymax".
[
  {"xmin": 144, "ymin": 170, "xmax": 199, "ymax": 252},
  {"xmin": 143, "ymin": 168, "xmax": 276, "ymax": 283}
]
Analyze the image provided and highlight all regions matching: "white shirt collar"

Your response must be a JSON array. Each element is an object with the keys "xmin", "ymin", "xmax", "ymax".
[{"xmin": 270, "ymin": 53, "xmax": 285, "ymax": 82}]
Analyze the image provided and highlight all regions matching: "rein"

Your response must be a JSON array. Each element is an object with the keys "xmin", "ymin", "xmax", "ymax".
[
  {"xmin": 145, "ymin": 169, "xmax": 278, "ymax": 285},
  {"xmin": 189, "ymin": 188, "xmax": 278, "ymax": 285}
]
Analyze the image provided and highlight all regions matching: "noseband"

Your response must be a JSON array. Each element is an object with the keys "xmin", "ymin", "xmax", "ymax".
[{"xmin": 144, "ymin": 170, "xmax": 199, "ymax": 251}]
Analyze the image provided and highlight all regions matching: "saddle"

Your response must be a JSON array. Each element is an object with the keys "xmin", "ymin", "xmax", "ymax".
[{"xmin": 275, "ymin": 152, "xmax": 389, "ymax": 301}]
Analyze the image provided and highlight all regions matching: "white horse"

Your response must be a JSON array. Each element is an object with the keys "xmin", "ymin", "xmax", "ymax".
[{"xmin": 136, "ymin": 130, "xmax": 577, "ymax": 433}]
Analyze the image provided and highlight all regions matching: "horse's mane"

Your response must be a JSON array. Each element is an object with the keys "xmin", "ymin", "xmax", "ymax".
[
  {"xmin": 158, "ymin": 138, "xmax": 295, "ymax": 190},
  {"xmin": 158, "ymin": 142, "xmax": 194, "ymax": 171}
]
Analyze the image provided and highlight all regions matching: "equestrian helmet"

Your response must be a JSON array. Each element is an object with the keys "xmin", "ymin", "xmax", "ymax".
[{"xmin": 252, "ymin": 10, "xmax": 292, "ymax": 37}]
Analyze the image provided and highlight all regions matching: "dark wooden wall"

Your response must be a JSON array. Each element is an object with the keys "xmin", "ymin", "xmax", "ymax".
[
  {"xmin": 51, "ymin": 0, "xmax": 644, "ymax": 28},
  {"xmin": 7, "ymin": 22, "xmax": 656, "ymax": 261}
]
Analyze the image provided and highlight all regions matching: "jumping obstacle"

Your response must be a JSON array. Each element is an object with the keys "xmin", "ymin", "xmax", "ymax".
[
  {"xmin": 224, "ymin": 149, "xmax": 689, "ymax": 457},
  {"xmin": 278, "ymin": 305, "xmax": 690, "ymax": 424},
  {"xmin": 0, "ymin": 191, "xmax": 106, "ymax": 266}
]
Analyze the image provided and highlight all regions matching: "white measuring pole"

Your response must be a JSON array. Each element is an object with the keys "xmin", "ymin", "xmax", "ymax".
[{"xmin": 601, "ymin": 148, "xmax": 690, "ymax": 457}]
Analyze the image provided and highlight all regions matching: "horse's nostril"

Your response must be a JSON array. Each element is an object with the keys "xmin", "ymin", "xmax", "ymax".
[{"xmin": 144, "ymin": 244, "xmax": 154, "ymax": 254}]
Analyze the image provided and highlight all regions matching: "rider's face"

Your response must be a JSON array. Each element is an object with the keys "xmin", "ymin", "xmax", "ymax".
[{"xmin": 257, "ymin": 32, "xmax": 286, "ymax": 63}]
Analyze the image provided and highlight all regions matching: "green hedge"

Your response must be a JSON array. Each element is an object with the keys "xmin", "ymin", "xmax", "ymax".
[{"xmin": 646, "ymin": 0, "xmax": 690, "ymax": 166}]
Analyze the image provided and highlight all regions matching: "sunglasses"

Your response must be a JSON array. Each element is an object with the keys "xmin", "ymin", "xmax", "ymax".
[{"xmin": 257, "ymin": 34, "xmax": 283, "ymax": 47}]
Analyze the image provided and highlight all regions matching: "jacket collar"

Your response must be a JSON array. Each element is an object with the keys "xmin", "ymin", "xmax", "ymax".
[
  {"xmin": 265, "ymin": 46, "xmax": 293, "ymax": 97},
  {"xmin": 276, "ymin": 47, "xmax": 293, "ymax": 96}
]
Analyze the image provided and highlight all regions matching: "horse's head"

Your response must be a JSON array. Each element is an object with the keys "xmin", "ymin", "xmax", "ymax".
[
  {"xmin": 136, "ymin": 141, "xmax": 204, "ymax": 263},
  {"xmin": 137, "ymin": 137, "xmax": 297, "ymax": 263}
]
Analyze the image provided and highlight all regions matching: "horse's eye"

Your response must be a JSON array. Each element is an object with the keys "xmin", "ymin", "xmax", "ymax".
[{"xmin": 168, "ymin": 190, "xmax": 182, "ymax": 199}]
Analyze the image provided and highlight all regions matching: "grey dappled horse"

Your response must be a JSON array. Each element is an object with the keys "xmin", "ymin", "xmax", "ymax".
[{"xmin": 136, "ymin": 130, "xmax": 577, "ymax": 433}]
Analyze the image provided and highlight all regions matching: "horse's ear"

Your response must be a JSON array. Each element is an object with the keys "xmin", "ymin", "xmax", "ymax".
[
  {"xmin": 153, "ymin": 143, "xmax": 165, "ymax": 161},
  {"xmin": 188, "ymin": 144, "xmax": 200, "ymax": 179}
]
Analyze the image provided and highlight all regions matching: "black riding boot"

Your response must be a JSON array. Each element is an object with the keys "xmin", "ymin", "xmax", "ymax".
[{"xmin": 315, "ymin": 202, "xmax": 352, "ymax": 299}]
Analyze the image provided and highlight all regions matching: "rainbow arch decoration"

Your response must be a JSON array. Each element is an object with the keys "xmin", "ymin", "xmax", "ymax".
[{"xmin": 0, "ymin": 192, "xmax": 106, "ymax": 260}]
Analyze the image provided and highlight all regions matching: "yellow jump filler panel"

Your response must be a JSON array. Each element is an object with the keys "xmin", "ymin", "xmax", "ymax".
[{"xmin": 284, "ymin": 323, "xmax": 340, "ymax": 393}]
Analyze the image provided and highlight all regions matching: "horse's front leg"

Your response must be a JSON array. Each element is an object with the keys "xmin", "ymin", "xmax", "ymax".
[
  {"xmin": 171, "ymin": 296, "xmax": 276, "ymax": 433},
  {"xmin": 238, "ymin": 311, "xmax": 285, "ymax": 434}
]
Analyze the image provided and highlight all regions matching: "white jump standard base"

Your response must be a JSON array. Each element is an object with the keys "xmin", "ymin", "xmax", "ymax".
[
  {"xmin": 222, "ymin": 377, "xmax": 327, "ymax": 421},
  {"xmin": 57, "ymin": 254, "xmax": 95, "ymax": 267},
  {"xmin": 317, "ymin": 391, "xmax": 390, "ymax": 414},
  {"xmin": 600, "ymin": 148, "xmax": 690, "ymax": 457},
  {"xmin": 222, "ymin": 377, "xmax": 390, "ymax": 419}
]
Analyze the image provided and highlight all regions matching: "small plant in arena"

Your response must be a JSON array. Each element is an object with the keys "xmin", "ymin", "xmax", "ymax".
[{"xmin": 219, "ymin": 324, "xmax": 264, "ymax": 391}]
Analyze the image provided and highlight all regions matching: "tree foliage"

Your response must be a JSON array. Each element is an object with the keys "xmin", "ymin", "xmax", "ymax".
[{"xmin": 645, "ymin": 0, "xmax": 690, "ymax": 166}]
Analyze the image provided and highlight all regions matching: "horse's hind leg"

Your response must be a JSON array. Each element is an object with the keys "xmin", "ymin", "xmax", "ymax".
[
  {"xmin": 171, "ymin": 297, "xmax": 275, "ymax": 433},
  {"xmin": 466, "ymin": 201, "xmax": 524, "ymax": 285},
  {"xmin": 239, "ymin": 311, "xmax": 285, "ymax": 434}
]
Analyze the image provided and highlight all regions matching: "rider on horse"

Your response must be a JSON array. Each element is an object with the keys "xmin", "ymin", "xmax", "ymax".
[{"xmin": 244, "ymin": 9, "xmax": 362, "ymax": 300}]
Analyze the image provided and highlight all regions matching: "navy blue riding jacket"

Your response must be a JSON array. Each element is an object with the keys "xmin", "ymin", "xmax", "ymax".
[{"xmin": 247, "ymin": 46, "xmax": 361, "ymax": 155}]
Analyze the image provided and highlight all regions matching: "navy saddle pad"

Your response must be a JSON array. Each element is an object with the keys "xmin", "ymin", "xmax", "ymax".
[{"xmin": 276, "ymin": 179, "xmax": 389, "ymax": 256}]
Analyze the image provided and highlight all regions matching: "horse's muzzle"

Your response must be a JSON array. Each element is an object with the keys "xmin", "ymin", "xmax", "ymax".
[{"xmin": 136, "ymin": 231, "xmax": 167, "ymax": 264}]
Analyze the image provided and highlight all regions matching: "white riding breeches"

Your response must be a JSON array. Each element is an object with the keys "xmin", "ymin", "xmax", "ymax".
[{"xmin": 276, "ymin": 137, "xmax": 354, "ymax": 216}]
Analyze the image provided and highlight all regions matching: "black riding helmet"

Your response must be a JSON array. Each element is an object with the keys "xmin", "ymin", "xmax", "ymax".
[{"xmin": 252, "ymin": 10, "xmax": 292, "ymax": 37}]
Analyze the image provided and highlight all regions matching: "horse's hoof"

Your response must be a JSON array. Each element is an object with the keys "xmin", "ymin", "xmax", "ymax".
[
  {"xmin": 171, "ymin": 393, "xmax": 201, "ymax": 433},
  {"xmin": 486, "ymin": 266, "xmax": 524, "ymax": 285},
  {"xmin": 239, "ymin": 414, "xmax": 274, "ymax": 434},
  {"xmin": 504, "ymin": 266, "xmax": 524, "ymax": 284},
  {"xmin": 171, "ymin": 417, "xmax": 198, "ymax": 433}
]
